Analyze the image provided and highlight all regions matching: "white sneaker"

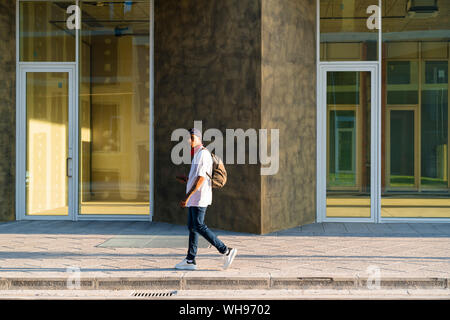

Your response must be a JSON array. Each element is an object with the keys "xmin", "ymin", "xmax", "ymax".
[
  {"xmin": 223, "ymin": 248, "xmax": 237, "ymax": 270},
  {"xmin": 175, "ymin": 258, "xmax": 197, "ymax": 270}
]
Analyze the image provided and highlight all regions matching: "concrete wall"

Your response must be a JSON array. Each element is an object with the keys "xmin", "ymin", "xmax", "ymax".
[
  {"xmin": 0, "ymin": 1, "xmax": 16, "ymax": 221},
  {"xmin": 261, "ymin": 0, "xmax": 316, "ymax": 233},
  {"xmin": 154, "ymin": 0, "xmax": 262, "ymax": 233}
]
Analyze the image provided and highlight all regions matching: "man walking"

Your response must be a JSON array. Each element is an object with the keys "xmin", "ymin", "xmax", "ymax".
[{"xmin": 175, "ymin": 128, "xmax": 237, "ymax": 270}]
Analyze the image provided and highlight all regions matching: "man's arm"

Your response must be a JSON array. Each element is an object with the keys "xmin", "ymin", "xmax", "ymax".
[{"xmin": 180, "ymin": 176, "xmax": 205, "ymax": 207}]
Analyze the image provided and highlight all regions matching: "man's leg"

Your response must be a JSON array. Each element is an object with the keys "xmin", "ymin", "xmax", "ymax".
[
  {"xmin": 191, "ymin": 207, "xmax": 228, "ymax": 255},
  {"xmin": 186, "ymin": 207, "xmax": 199, "ymax": 261},
  {"xmin": 174, "ymin": 207, "xmax": 197, "ymax": 270}
]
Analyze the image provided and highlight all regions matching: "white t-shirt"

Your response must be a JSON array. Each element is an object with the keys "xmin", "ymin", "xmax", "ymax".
[{"xmin": 186, "ymin": 148, "xmax": 213, "ymax": 207}]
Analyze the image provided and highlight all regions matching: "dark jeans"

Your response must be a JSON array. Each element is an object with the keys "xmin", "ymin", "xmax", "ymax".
[{"xmin": 186, "ymin": 206, "xmax": 227, "ymax": 261}]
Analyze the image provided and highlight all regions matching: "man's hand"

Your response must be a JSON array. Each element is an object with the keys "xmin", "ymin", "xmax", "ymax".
[
  {"xmin": 180, "ymin": 193, "xmax": 191, "ymax": 207},
  {"xmin": 180, "ymin": 198, "xmax": 189, "ymax": 208},
  {"xmin": 179, "ymin": 176, "xmax": 205, "ymax": 208}
]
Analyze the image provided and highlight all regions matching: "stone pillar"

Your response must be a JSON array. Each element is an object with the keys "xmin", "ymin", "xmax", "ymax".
[
  {"xmin": 154, "ymin": 0, "xmax": 262, "ymax": 233},
  {"xmin": 261, "ymin": 0, "xmax": 317, "ymax": 233},
  {"xmin": 154, "ymin": 0, "xmax": 316, "ymax": 234},
  {"xmin": 0, "ymin": 1, "xmax": 16, "ymax": 221}
]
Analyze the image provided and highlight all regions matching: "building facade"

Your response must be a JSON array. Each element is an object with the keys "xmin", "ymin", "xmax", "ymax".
[{"xmin": 0, "ymin": 0, "xmax": 448, "ymax": 234}]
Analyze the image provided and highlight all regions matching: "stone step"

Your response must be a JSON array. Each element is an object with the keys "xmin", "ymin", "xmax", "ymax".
[{"xmin": 1, "ymin": 276, "xmax": 448, "ymax": 291}]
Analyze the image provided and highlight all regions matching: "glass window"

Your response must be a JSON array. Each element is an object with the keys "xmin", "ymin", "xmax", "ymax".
[
  {"xmin": 421, "ymin": 61, "xmax": 448, "ymax": 191},
  {"xmin": 79, "ymin": 1, "xmax": 150, "ymax": 215},
  {"xmin": 386, "ymin": 61, "xmax": 419, "ymax": 105},
  {"xmin": 320, "ymin": 0, "xmax": 379, "ymax": 61},
  {"xmin": 26, "ymin": 72, "xmax": 69, "ymax": 215},
  {"xmin": 20, "ymin": 1, "xmax": 76, "ymax": 62},
  {"xmin": 326, "ymin": 71, "xmax": 372, "ymax": 218},
  {"xmin": 389, "ymin": 110, "xmax": 415, "ymax": 188},
  {"xmin": 381, "ymin": 1, "xmax": 450, "ymax": 218}
]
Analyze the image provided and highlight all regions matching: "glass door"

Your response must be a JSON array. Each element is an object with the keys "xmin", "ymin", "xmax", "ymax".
[
  {"xmin": 18, "ymin": 66, "xmax": 75, "ymax": 220},
  {"xmin": 318, "ymin": 64, "xmax": 378, "ymax": 222}
]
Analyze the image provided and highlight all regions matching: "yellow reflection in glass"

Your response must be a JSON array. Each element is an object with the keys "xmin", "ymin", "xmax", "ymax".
[
  {"xmin": 20, "ymin": 1, "xmax": 76, "ymax": 62},
  {"xmin": 381, "ymin": 2, "xmax": 450, "ymax": 218},
  {"xmin": 79, "ymin": 1, "xmax": 150, "ymax": 215},
  {"xmin": 26, "ymin": 72, "xmax": 69, "ymax": 216},
  {"xmin": 326, "ymin": 71, "xmax": 372, "ymax": 218}
]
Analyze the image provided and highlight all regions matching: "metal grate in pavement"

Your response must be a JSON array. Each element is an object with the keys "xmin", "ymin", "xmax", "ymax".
[{"xmin": 132, "ymin": 291, "xmax": 177, "ymax": 298}]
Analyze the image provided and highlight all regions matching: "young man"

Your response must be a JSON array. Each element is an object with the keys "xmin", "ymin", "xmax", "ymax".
[{"xmin": 175, "ymin": 128, "xmax": 237, "ymax": 270}]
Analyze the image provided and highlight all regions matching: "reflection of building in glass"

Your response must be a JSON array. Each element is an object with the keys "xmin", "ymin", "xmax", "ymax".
[
  {"xmin": 79, "ymin": 1, "xmax": 150, "ymax": 214},
  {"xmin": 321, "ymin": 0, "xmax": 449, "ymax": 220},
  {"xmin": 19, "ymin": 1, "xmax": 150, "ymax": 216}
]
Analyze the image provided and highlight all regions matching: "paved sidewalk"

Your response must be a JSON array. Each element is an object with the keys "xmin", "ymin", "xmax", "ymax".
[{"xmin": 0, "ymin": 221, "xmax": 449, "ymax": 291}]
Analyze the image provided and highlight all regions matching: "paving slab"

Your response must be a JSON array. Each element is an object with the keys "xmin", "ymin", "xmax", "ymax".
[
  {"xmin": 322, "ymin": 222, "xmax": 348, "ymax": 234},
  {"xmin": 298, "ymin": 223, "xmax": 325, "ymax": 233},
  {"xmin": 342, "ymin": 223, "xmax": 371, "ymax": 234}
]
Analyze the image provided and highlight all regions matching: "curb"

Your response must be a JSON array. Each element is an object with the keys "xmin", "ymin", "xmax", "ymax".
[{"xmin": 1, "ymin": 276, "xmax": 448, "ymax": 291}]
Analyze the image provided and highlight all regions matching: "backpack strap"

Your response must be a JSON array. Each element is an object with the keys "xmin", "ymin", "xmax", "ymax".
[{"xmin": 201, "ymin": 147, "xmax": 213, "ymax": 180}]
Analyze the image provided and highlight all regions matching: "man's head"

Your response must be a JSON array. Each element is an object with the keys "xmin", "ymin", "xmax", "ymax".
[{"xmin": 188, "ymin": 128, "xmax": 202, "ymax": 148}]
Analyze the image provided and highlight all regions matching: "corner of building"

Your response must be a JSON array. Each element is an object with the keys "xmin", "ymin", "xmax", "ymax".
[
  {"xmin": 153, "ymin": 0, "xmax": 263, "ymax": 234},
  {"xmin": 260, "ymin": 0, "xmax": 317, "ymax": 234},
  {"xmin": 0, "ymin": 1, "xmax": 17, "ymax": 222}
]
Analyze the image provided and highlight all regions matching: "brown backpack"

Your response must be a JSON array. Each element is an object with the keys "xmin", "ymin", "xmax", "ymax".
[{"xmin": 202, "ymin": 147, "xmax": 227, "ymax": 189}]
